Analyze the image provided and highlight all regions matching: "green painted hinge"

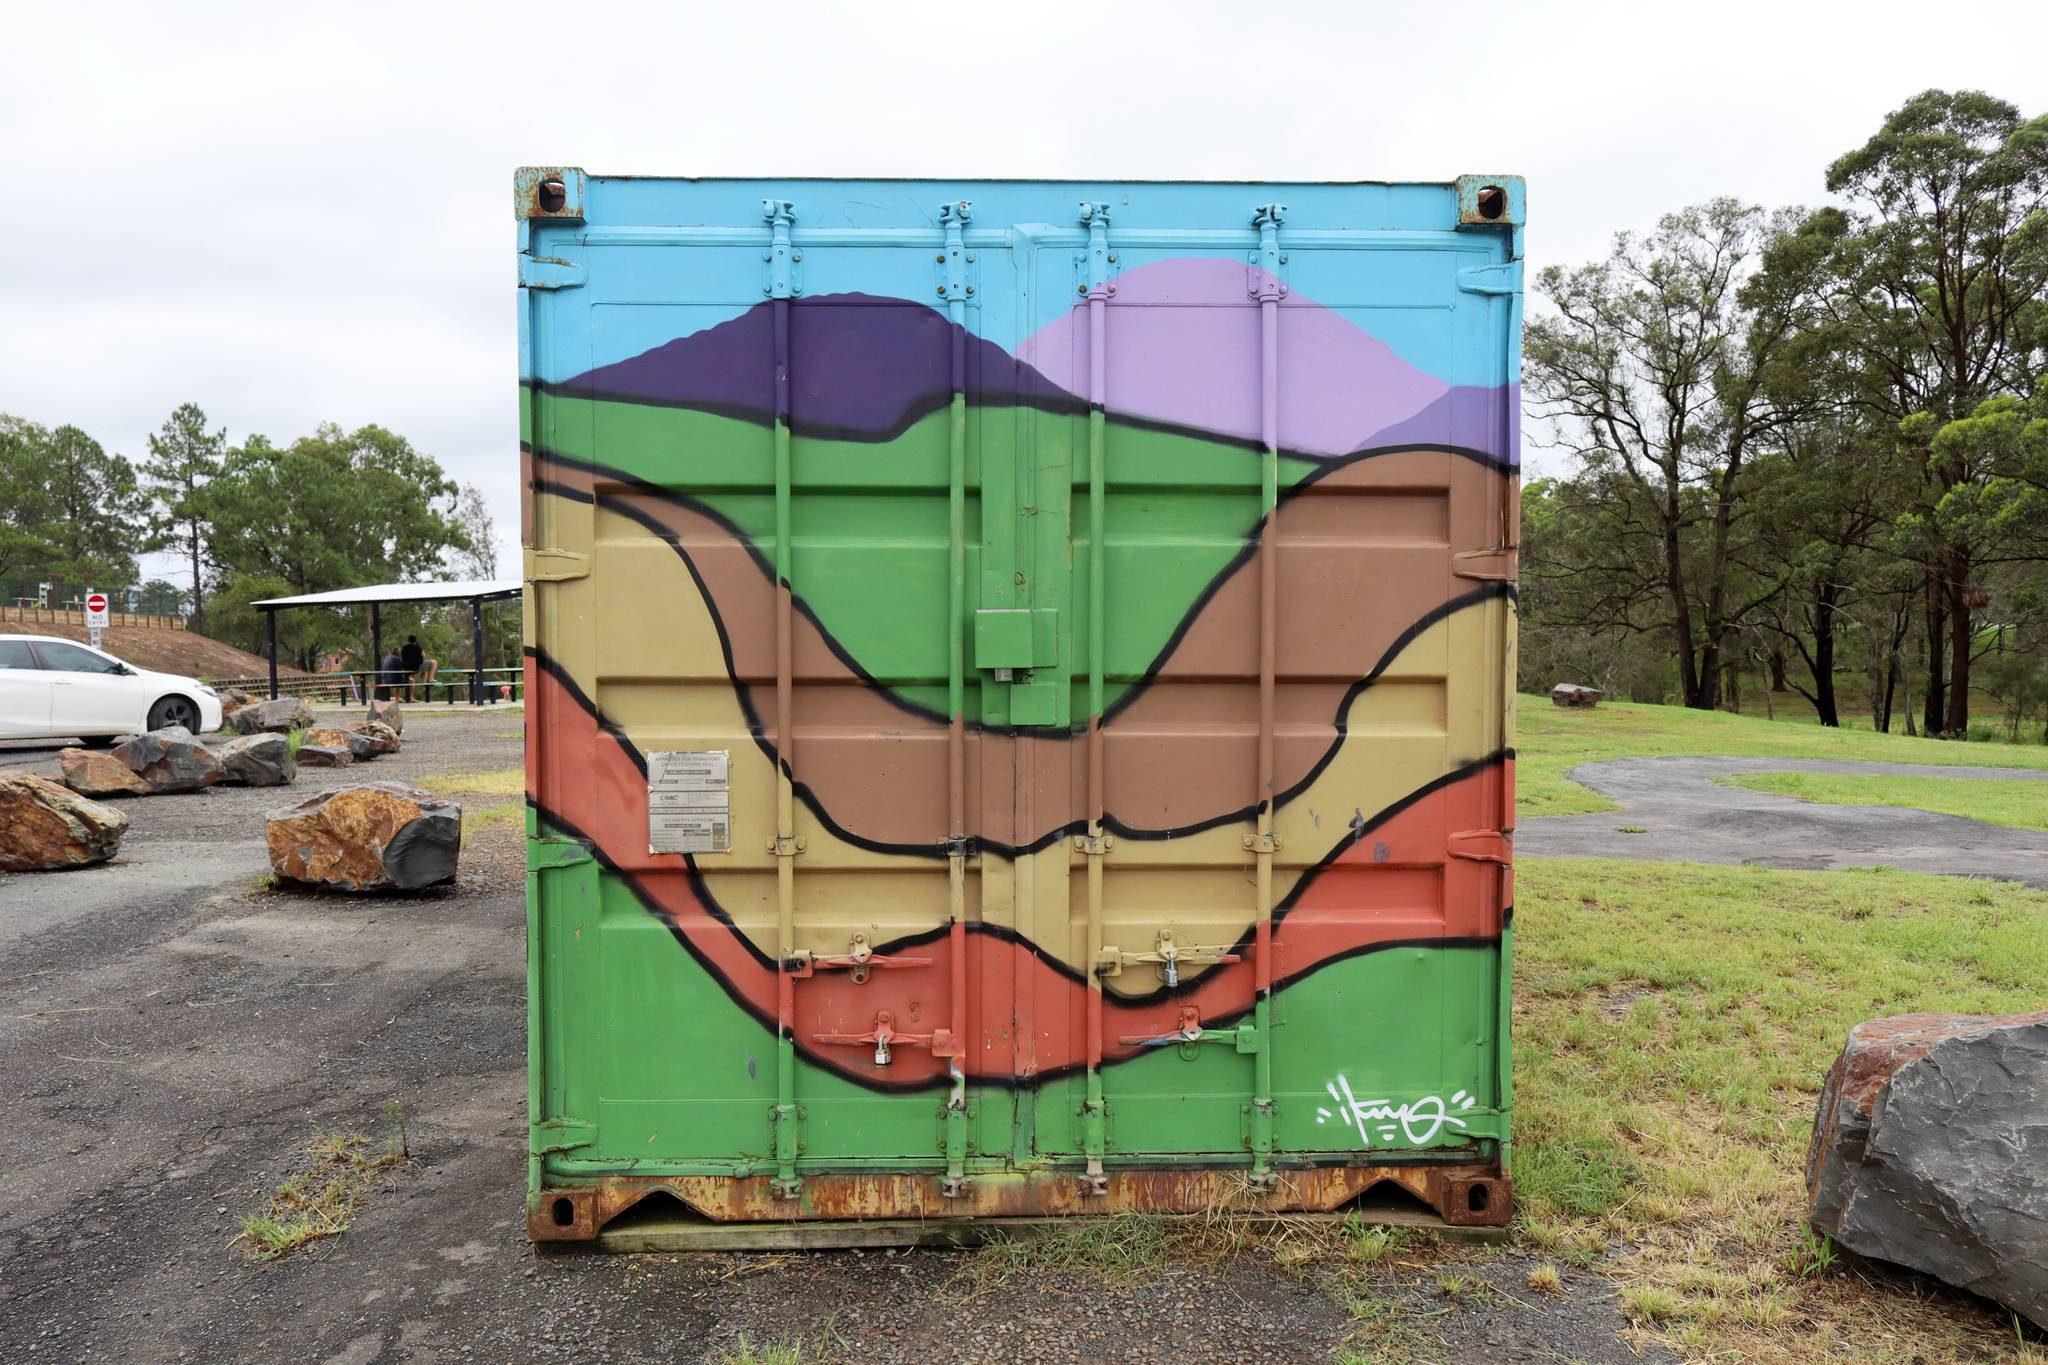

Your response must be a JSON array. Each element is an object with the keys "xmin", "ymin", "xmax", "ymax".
[
  {"xmin": 533, "ymin": 1116, "xmax": 595, "ymax": 1154},
  {"xmin": 529, "ymin": 836, "xmax": 594, "ymax": 870}
]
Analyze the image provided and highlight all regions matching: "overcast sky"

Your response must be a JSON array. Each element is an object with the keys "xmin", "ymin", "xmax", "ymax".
[{"xmin": 5, "ymin": 0, "xmax": 2044, "ymax": 591}]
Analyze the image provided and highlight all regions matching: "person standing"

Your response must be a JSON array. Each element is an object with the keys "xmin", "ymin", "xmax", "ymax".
[{"xmin": 400, "ymin": 635, "xmax": 425, "ymax": 702}]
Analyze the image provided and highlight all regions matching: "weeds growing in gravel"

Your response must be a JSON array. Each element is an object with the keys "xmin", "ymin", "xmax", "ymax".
[{"xmin": 236, "ymin": 1123, "xmax": 410, "ymax": 1261}]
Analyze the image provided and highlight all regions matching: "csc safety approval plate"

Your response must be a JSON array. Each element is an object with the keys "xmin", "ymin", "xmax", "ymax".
[{"xmin": 646, "ymin": 750, "xmax": 730, "ymax": 854}]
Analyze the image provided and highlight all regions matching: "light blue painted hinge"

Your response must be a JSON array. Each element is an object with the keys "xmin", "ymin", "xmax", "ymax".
[
  {"xmin": 1076, "ymin": 201, "xmax": 1115, "ymax": 300},
  {"xmin": 937, "ymin": 200, "xmax": 973, "ymax": 303},
  {"xmin": 1249, "ymin": 202, "xmax": 1287, "ymax": 300},
  {"xmin": 763, "ymin": 199, "xmax": 801, "ymax": 298},
  {"xmin": 518, "ymin": 255, "xmax": 586, "ymax": 290},
  {"xmin": 1457, "ymin": 261, "xmax": 1523, "ymax": 296}
]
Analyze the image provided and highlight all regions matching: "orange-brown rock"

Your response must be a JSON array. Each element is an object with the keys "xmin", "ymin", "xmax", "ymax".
[
  {"xmin": 266, "ymin": 782, "xmax": 461, "ymax": 891},
  {"xmin": 306, "ymin": 725, "xmax": 382, "ymax": 761},
  {"xmin": 0, "ymin": 775, "xmax": 130, "ymax": 871},
  {"xmin": 368, "ymin": 699, "xmax": 403, "ymax": 734},
  {"xmin": 58, "ymin": 747, "xmax": 150, "ymax": 797},
  {"xmin": 342, "ymin": 718, "xmax": 401, "ymax": 754},
  {"xmin": 296, "ymin": 744, "xmax": 353, "ymax": 768}
]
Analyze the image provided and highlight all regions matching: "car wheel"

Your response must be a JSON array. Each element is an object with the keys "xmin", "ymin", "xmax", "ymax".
[{"xmin": 147, "ymin": 695, "xmax": 201, "ymax": 733}]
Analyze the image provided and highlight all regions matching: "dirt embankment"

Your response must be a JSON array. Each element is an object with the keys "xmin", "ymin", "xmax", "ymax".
[{"xmin": 5, "ymin": 622, "xmax": 304, "ymax": 681}]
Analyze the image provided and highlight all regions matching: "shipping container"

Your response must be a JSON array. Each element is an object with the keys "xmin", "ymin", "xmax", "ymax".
[{"xmin": 519, "ymin": 171, "xmax": 1522, "ymax": 1239}]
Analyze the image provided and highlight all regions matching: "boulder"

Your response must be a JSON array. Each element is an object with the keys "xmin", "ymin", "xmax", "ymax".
[
  {"xmin": 306, "ymin": 725, "xmax": 380, "ymax": 761},
  {"xmin": 1550, "ymin": 683, "xmax": 1603, "ymax": 708},
  {"xmin": 226, "ymin": 696, "xmax": 316, "ymax": 735},
  {"xmin": 58, "ymin": 746, "xmax": 150, "ymax": 797},
  {"xmin": 342, "ymin": 718, "xmax": 401, "ymax": 755},
  {"xmin": 265, "ymin": 781, "xmax": 460, "ymax": 892},
  {"xmin": 0, "ymin": 775, "xmax": 129, "ymax": 871},
  {"xmin": 216, "ymin": 733, "xmax": 296, "ymax": 787},
  {"xmin": 368, "ymin": 699, "xmax": 404, "ymax": 734},
  {"xmin": 1807, "ymin": 1012, "xmax": 2048, "ymax": 1328},
  {"xmin": 296, "ymin": 744, "xmax": 353, "ymax": 768},
  {"xmin": 218, "ymin": 687, "xmax": 255, "ymax": 716},
  {"xmin": 109, "ymin": 726, "xmax": 224, "ymax": 794}
]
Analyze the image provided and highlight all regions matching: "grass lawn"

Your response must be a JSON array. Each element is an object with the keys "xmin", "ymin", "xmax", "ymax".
[
  {"xmin": 1724, "ymin": 770, "xmax": 2048, "ymax": 834},
  {"xmin": 1512, "ymin": 856, "xmax": 2048, "ymax": 1361},
  {"xmin": 1518, "ymin": 695, "xmax": 2048, "ymax": 817}
]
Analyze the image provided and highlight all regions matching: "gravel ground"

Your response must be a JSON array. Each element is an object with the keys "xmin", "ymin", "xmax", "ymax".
[
  {"xmin": 0, "ymin": 706, "xmax": 1660, "ymax": 1364},
  {"xmin": 1518, "ymin": 755, "xmax": 2048, "ymax": 886}
]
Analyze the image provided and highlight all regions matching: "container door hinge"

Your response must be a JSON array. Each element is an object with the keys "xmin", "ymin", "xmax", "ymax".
[
  {"xmin": 1449, "ymin": 829, "xmax": 1512, "ymax": 864},
  {"xmin": 532, "ymin": 1116, "xmax": 595, "ymax": 1154},
  {"xmin": 1121, "ymin": 1007, "xmax": 1261, "ymax": 1055},
  {"xmin": 529, "ymin": 836, "xmax": 594, "ymax": 870},
  {"xmin": 1248, "ymin": 202, "xmax": 1287, "ymax": 300},
  {"xmin": 525, "ymin": 546, "xmax": 591, "ymax": 583},
  {"xmin": 936, "ymin": 201, "xmax": 974, "ymax": 302},
  {"xmin": 1453, "ymin": 547, "xmax": 1519, "ymax": 582},
  {"xmin": 1096, "ymin": 930, "xmax": 1243, "ymax": 989},
  {"xmin": 1457, "ymin": 261, "xmax": 1522, "ymax": 296},
  {"xmin": 518, "ymin": 256, "xmax": 587, "ymax": 290},
  {"xmin": 763, "ymin": 200, "xmax": 801, "ymax": 298},
  {"xmin": 1076, "ymin": 202, "xmax": 1115, "ymax": 300}
]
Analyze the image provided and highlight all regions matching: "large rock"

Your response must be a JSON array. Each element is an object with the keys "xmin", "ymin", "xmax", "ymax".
[
  {"xmin": 0, "ymin": 775, "xmax": 129, "ymax": 870},
  {"xmin": 226, "ymin": 696, "xmax": 316, "ymax": 735},
  {"xmin": 306, "ymin": 725, "xmax": 381, "ymax": 761},
  {"xmin": 110, "ymin": 726, "xmax": 224, "ymax": 793},
  {"xmin": 58, "ymin": 747, "xmax": 150, "ymax": 797},
  {"xmin": 216, "ymin": 733, "xmax": 296, "ymax": 787},
  {"xmin": 342, "ymin": 718, "xmax": 401, "ymax": 755},
  {"xmin": 296, "ymin": 743, "xmax": 353, "ymax": 768},
  {"xmin": 1807, "ymin": 1012, "xmax": 2048, "ymax": 1328},
  {"xmin": 265, "ymin": 781, "xmax": 460, "ymax": 892},
  {"xmin": 368, "ymin": 699, "xmax": 404, "ymax": 734},
  {"xmin": 1550, "ymin": 682, "xmax": 1603, "ymax": 708},
  {"xmin": 218, "ymin": 687, "xmax": 255, "ymax": 717}
]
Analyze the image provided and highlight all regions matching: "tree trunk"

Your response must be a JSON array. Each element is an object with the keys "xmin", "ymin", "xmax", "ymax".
[
  {"xmin": 1812, "ymin": 597, "xmax": 1839, "ymax": 729},
  {"xmin": 1667, "ymin": 528, "xmax": 1703, "ymax": 708},
  {"xmin": 1768, "ymin": 646, "xmax": 1789, "ymax": 693},
  {"xmin": 1723, "ymin": 658, "xmax": 1741, "ymax": 714},
  {"xmin": 1922, "ymin": 572, "xmax": 1946, "ymax": 737},
  {"xmin": 1943, "ymin": 563, "xmax": 1972, "ymax": 737},
  {"xmin": 187, "ymin": 528, "xmax": 203, "ymax": 631}
]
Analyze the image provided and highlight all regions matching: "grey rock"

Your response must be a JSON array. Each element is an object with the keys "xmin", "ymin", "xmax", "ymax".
[
  {"xmin": 296, "ymin": 744, "xmax": 353, "ymax": 769},
  {"xmin": 1550, "ymin": 683, "xmax": 1603, "ymax": 708},
  {"xmin": 225, "ymin": 696, "xmax": 316, "ymax": 735},
  {"xmin": 1807, "ymin": 1011, "xmax": 2048, "ymax": 1328},
  {"xmin": 343, "ymin": 718, "xmax": 401, "ymax": 755},
  {"xmin": 216, "ymin": 733, "xmax": 296, "ymax": 787},
  {"xmin": 109, "ymin": 726, "xmax": 224, "ymax": 794},
  {"xmin": 368, "ymin": 699, "xmax": 404, "ymax": 734}
]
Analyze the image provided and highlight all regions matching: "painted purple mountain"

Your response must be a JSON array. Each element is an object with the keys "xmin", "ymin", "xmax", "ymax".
[
  {"xmin": 552, "ymin": 293, "xmax": 1079, "ymax": 439},
  {"xmin": 1019, "ymin": 258, "xmax": 1515, "ymax": 463}
]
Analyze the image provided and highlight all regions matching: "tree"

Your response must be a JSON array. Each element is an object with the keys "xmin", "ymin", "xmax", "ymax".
[
  {"xmin": 41, "ymin": 424, "xmax": 151, "ymax": 589},
  {"xmin": 446, "ymin": 483, "xmax": 498, "ymax": 578},
  {"xmin": 143, "ymin": 402, "xmax": 226, "ymax": 628},
  {"xmin": 1821, "ymin": 89, "xmax": 2048, "ymax": 734},
  {"xmin": 1525, "ymin": 199, "xmax": 1822, "ymax": 709},
  {"xmin": 0, "ymin": 416, "xmax": 59, "ymax": 585}
]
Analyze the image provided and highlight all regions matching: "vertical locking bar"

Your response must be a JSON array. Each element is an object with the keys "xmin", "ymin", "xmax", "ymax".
[
  {"xmin": 1078, "ymin": 201, "xmax": 1113, "ymax": 1194},
  {"xmin": 940, "ymin": 200, "xmax": 972, "ymax": 1196},
  {"xmin": 1249, "ymin": 201, "xmax": 1287, "ymax": 1182},
  {"xmin": 764, "ymin": 199, "xmax": 802, "ymax": 1199}
]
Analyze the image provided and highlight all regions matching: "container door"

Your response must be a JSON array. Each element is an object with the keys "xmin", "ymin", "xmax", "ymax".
[{"xmin": 1020, "ymin": 216, "xmax": 1515, "ymax": 1171}]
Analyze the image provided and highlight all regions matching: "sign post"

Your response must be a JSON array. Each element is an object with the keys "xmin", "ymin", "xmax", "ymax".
[{"xmin": 84, "ymin": 590, "xmax": 109, "ymax": 650}]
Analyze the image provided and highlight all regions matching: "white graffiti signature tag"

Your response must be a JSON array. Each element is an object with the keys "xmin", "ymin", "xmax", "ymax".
[{"xmin": 1314, "ymin": 1076, "xmax": 1478, "ymax": 1147}]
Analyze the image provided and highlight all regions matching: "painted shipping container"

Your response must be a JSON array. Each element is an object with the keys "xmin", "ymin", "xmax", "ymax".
[{"xmin": 519, "ymin": 171, "xmax": 1522, "ymax": 1239}]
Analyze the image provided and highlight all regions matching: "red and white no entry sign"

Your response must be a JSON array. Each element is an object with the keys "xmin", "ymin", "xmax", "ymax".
[{"xmin": 84, "ymin": 592, "xmax": 110, "ymax": 628}]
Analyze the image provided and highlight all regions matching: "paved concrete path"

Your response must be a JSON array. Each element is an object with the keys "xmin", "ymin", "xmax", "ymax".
[{"xmin": 1518, "ymin": 757, "xmax": 2048, "ymax": 887}]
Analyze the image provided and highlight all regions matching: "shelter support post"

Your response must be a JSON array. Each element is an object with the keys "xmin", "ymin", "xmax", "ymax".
[
  {"xmin": 472, "ymin": 596, "xmax": 486, "ymax": 704},
  {"xmin": 265, "ymin": 609, "xmax": 279, "ymax": 700}
]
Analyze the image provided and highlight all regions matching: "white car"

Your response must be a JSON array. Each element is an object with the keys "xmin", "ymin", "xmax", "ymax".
[{"xmin": 0, "ymin": 634, "xmax": 224, "ymax": 744}]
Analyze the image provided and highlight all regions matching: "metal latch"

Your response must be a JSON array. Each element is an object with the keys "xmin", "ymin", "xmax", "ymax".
[
  {"xmin": 782, "ymin": 933, "xmax": 933, "ymax": 986},
  {"xmin": 1072, "ymin": 831, "xmax": 1115, "ymax": 856},
  {"xmin": 525, "ymin": 546, "xmax": 590, "ymax": 583},
  {"xmin": 1120, "ymin": 1006, "xmax": 1261, "ymax": 1055},
  {"xmin": 1242, "ymin": 831, "xmax": 1281, "ymax": 854},
  {"xmin": 763, "ymin": 199, "xmax": 801, "ymax": 298},
  {"xmin": 1448, "ymin": 829, "xmax": 1512, "ymax": 864},
  {"xmin": 813, "ymin": 1011, "xmax": 960, "ymax": 1067},
  {"xmin": 1097, "ymin": 930, "xmax": 1243, "ymax": 989},
  {"xmin": 766, "ymin": 835, "xmax": 806, "ymax": 857}
]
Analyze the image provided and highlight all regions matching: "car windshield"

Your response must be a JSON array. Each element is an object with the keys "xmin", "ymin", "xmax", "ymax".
[
  {"xmin": 0, "ymin": 641, "xmax": 38, "ymax": 669},
  {"xmin": 34, "ymin": 641, "xmax": 126, "ymax": 674}
]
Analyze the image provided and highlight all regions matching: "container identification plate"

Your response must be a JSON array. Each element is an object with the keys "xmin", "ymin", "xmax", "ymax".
[{"xmin": 646, "ymin": 751, "xmax": 730, "ymax": 854}]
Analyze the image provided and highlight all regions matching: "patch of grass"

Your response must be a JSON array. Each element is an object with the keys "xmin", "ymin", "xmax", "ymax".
[
  {"xmin": 1724, "ymin": 769, "xmax": 2048, "ymax": 832},
  {"xmin": 1513, "ymin": 856, "xmax": 2048, "ymax": 1359},
  {"xmin": 462, "ymin": 801, "xmax": 525, "ymax": 835},
  {"xmin": 711, "ymin": 1341, "xmax": 804, "ymax": 1365},
  {"xmin": 236, "ymin": 1127, "xmax": 408, "ymax": 1261},
  {"xmin": 1517, "ymin": 694, "xmax": 2048, "ymax": 817},
  {"xmin": 966, "ymin": 1213, "xmax": 1172, "ymax": 1289},
  {"xmin": 489, "ymin": 730, "xmax": 524, "ymax": 740},
  {"xmin": 1526, "ymin": 1262, "xmax": 1563, "ymax": 1295},
  {"xmin": 416, "ymin": 767, "xmax": 525, "ymax": 799}
]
